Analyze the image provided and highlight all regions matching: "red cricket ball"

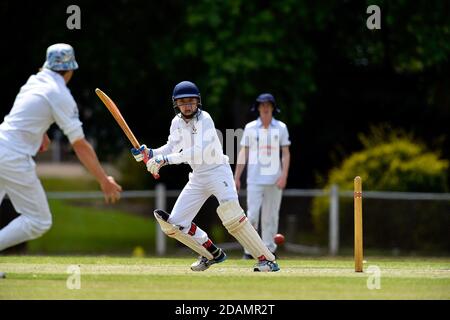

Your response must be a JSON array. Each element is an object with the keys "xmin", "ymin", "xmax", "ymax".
[{"xmin": 274, "ymin": 233, "xmax": 285, "ymax": 245}]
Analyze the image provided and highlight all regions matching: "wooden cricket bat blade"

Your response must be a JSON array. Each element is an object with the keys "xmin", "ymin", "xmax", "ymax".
[{"xmin": 95, "ymin": 88, "xmax": 159, "ymax": 179}]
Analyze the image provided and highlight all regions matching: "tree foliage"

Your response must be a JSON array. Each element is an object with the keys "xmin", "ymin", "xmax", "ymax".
[
  {"xmin": 311, "ymin": 127, "xmax": 449, "ymax": 251},
  {"xmin": 0, "ymin": 0, "xmax": 449, "ymax": 188}
]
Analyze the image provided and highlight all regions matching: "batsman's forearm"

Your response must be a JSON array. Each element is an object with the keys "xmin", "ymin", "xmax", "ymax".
[
  {"xmin": 152, "ymin": 143, "xmax": 175, "ymax": 157},
  {"xmin": 72, "ymin": 138, "xmax": 109, "ymax": 184}
]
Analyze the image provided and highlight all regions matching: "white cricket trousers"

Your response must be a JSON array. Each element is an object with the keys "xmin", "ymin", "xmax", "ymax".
[
  {"xmin": 0, "ymin": 147, "xmax": 52, "ymax": 251},
  {"xmin": 168, "ymin": 164, "xmax": 238, "ymax": 245},
  {"xmin": 245, "ymin": 184, "xmax": 282, "ymax": 253}
]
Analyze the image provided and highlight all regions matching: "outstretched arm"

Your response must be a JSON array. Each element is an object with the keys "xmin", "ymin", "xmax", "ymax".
[{"xmin": 72, "ymin": 138, "xmax": 122, "ymax": 203}]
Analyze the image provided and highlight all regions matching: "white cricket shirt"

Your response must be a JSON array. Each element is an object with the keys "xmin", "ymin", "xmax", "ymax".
[
  {"xmin": 240, "ymin": 117, "xmax": 291, "ymax": 185},
  {"xmin": 0, "ymin": 69, "xmax": 84, "ymax": 156},
  {"xmin": 153, "ymin": 110, "xmax": 229, "ymax": 173}
]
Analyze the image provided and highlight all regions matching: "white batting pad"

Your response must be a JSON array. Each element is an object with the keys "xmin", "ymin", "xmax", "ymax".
[
  {"xmin": 217, "ymin": 200, "xmax": 275, "ymax": 261},
  {"xmin": 154, "ymin": 212, "xmax": 214, "ymax": 260}
]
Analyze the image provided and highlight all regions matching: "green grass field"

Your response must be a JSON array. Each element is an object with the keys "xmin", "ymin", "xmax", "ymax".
[
  {"xmin": 27, "ymin": 199, "xmax": 156, "ymax": 254},
  {"xmin": 0, "ymin": 256, "xmax": 449, "ymax": 299}
]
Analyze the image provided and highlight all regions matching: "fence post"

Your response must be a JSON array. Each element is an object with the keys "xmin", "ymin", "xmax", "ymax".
[
  {"xmin": 155, "ymin": 183, "xmax": 167, "ymax": 255},
  {"xmin": 286, "ymin": 214, "xmax": 297, "ymax": 243},
  {"xmin": 329, "ymin": 184, "xmax": 339, "ymax": 256}
]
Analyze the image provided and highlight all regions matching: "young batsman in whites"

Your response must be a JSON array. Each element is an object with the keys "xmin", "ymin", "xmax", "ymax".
[
  {"xmin": 131, "ymin": 81, "xmax": 280, "ymax": 272},
  {"xmin": 234, "ymin": 93, "xmax": 291, "ymax": 259},
  {"xmin": 0, "ymin": 44, "xmax": 122, "ymax": 255}
]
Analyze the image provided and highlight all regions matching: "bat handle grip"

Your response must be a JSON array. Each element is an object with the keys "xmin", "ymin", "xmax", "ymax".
[{"xmin": 142, "ymin": 150, "xmax": 160, "ymax": 180}]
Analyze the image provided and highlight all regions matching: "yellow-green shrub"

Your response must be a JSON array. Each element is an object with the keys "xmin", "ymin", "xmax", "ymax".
[{"xmin": 312, "ymin": 133, "xmax": 449, "ymax": 252}]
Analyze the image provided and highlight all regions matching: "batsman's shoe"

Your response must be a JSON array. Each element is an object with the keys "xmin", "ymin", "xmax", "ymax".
[
  {"xmin": 253, "ymin": 260, "xmax": 280, "ymax": 272},
  {"xmin": 190, "ymin": 250, "xmax": 227, "ymax": 272},
  {"xmin": 0, "ymin": 272, "xmax": 6, "ymax": 279}
]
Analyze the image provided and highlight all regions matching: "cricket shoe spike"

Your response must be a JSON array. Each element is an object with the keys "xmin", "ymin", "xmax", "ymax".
[
  {"xmin": 253, "ymin": 259, "xmax": 280, "ymax": 272},
  {"xmin": 190, "ymin": 249, "xmax": 227, "ymax": 272}
]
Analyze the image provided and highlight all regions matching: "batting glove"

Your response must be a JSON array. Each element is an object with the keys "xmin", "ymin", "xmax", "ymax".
[
  {"xmin": 146, "ymin": 155, "xmax": 169, "ymax": 175},
  {"xmin": 131, "ymin": 144, "xmax": 153, "ymax": 162}
]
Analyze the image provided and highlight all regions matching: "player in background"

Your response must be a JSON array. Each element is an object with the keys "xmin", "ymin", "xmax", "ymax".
[
  {"xmin": 0, "ymin": 44, "xmax": 122, "ymax": 256},
  {"xmin": 131, "ymin": 81, "xmax": 280, "ymax": 272},
  {"xmin": 234, "ymin": 93, "xmax": 291, "ymax": 259}
]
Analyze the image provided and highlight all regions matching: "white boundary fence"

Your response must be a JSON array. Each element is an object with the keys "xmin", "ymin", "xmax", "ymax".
[{"xmin": 46, "ymin": 184, "xmax": 450, "ymax": 256}]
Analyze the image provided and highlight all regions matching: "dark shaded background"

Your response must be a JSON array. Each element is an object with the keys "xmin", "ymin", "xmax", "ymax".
[{"xmin": 0, "ymin": 0, "xmax": 448, "ymax": 189}]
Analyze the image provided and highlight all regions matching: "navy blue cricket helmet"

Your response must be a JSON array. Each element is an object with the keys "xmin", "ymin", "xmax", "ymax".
[
  {"xmin": 251, "ymin": 93, "xmax": 280, "ymax": 113},
  {"xmin": 172, "ymin": 81, "xmax": 202, "ymax": 119},
  {"xmin": 172, "ymin": 81, "xmax": 201, "ymax": 103}
]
